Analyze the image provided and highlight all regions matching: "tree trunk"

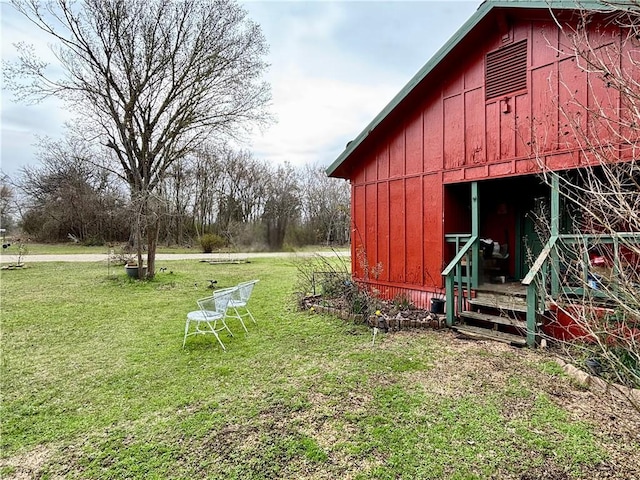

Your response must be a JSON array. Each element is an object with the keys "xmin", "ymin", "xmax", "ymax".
[
  {"xmin": 135, "ymin": 213, "xmax": 144, "ymax": 279},
  {"xmin": 146, "ymin": 216, "xmax": 159, "ymax": 279}
]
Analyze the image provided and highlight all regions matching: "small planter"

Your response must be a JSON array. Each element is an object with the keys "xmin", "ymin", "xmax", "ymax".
[
  {"xmin": 125, "ymin": 265, "xmax": 147, "ymax": 278},
  {"xmin": 430, "ymin": 298, "xmax": 445, "ymax": 314}
]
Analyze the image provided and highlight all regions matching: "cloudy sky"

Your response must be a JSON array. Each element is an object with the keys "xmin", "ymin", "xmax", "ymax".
[{"xmin": 1, "ymin": 0, "xmax": 481, "ymax": 178}]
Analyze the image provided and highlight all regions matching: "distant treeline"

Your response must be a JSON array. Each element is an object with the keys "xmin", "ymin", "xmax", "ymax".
[{"xmin": 1, "ymin": 144, "xmax": 350, "ymax": 251}]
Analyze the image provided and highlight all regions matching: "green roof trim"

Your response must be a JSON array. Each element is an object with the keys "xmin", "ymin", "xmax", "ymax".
[{"xmin": 325, "ymin": 0, "xmax": 617, "ymax": 177}]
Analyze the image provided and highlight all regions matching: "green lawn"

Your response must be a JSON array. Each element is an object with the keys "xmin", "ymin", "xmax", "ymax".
[
  {"xmin": 2, "ymin": 242, "xmax": 200, "ymax": 255},
  {"xmin": 1, "ymin": 259, "xmax": 638, "ymax": 479}
]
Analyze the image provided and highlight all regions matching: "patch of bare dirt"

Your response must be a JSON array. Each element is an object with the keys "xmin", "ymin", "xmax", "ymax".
[{"xmin": 0, "ymin": 445, "xmax": 53, "ymax": 480}]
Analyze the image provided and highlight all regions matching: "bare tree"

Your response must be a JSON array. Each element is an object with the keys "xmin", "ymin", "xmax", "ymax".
[
  {"xmin": 157, "ymin": 158, "xmax": 196, "ymax": 246},
  {"xmin": 532, "ymin": 4, "xmax": 640, "ymax": 407},
  {"xmin": 183, "ymin": 143, "xmax": 270, "ymax": 247},
  {"xmin": 4, "ymin": 0, "xmax": 271, "ymax": 277},
  {"xmin": 0, "ymin": 174, "xmax": 17, "ymax": 233},
  {"xmin": 190, "ymin": 145, "xmax": 224, "ymax": 239},
  {"xmin": 18, "ymin": 136, "xmax": 129, "ymax": 243},
  {"xmin": 300, "ymin": 164, "xmax": 351, "ymax": 245},
  {"xmin": 216, "ymin": 147, "xmax": 267, "ymax": 238},
  {"xmin": 262, "ymin": 162, "xmax": 300, "ymax": 250}
]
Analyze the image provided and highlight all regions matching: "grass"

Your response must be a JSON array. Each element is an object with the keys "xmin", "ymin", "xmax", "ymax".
[
  {"xmin": 2, "ymin": 242, "xmax": 208, "ymax": 255},
  {"xmin": 0, "ymin": 258, "xmax": 634, "ymax": 478}
]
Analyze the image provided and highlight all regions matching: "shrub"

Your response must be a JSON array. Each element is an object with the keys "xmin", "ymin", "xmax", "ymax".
[
  {"xmin": 200, "ymin": 233, "xmax": 225, "ymax": 253},
  {"xmin": 392, "ymin": 294, "xmax": 413, "ymax": 311},
  {"xmin": 82, "ymin": 236, "xmax": 105, "ymax": 246}
]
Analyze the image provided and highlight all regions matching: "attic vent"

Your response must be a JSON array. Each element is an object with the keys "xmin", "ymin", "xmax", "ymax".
[{"xmin": 485, "ymin": 40, "xmax": 527, "ymax": 100}]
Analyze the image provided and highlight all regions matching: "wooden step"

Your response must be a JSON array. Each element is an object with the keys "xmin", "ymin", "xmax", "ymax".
[
  {"xmin": 468, "ymin": 297, "xmax": 528, "ymax": 313},
  {"xmin": 459, "ymin": 310, "xmax": 526, "ymax": 329},
  {"xmin": 452, "ymin": 325, "xmax": 527, "ymax": 347},
  {"xmin": 475, "ymin": 289, "xmax": 527, "ymax": 300}
]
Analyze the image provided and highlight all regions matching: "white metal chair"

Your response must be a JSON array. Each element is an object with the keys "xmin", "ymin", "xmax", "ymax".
[
  {"xmin": 225, "ymin": 279, "xmax": 259, "ymax": 331},
  {"xmin": 183, "ymin": 287, "xmax": 236, "ymax": 350}
]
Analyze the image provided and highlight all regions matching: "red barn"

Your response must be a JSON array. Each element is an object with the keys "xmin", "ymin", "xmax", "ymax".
[{"xmin": 327, "ymin": 0, "xmax": 640, "ymax": 346}]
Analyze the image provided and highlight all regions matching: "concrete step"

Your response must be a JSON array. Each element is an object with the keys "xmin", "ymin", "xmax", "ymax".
[{"xmin": 452, "ymin": 325, "xmax": 527, "ymax": 347}]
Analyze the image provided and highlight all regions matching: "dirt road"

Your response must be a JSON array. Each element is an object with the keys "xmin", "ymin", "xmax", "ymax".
[{"xmin": 0, "ymin": 250, "xmax": 350, "ymax": 263}]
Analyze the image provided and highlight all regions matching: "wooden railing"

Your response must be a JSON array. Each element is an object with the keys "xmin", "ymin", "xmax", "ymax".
[
  {"xmin": 442, "ymin": 234, "xmax": 477, "ymax": 328},
  {"xmin": 554, "ymin": 233, "xmax": 640, "ymax": 297},
  {"xmin": 521, "ymin": 236, "xmax": 558, "ymax": 347},
  {"xmin": 521, "ymin": 232, "xmax": 640, "ymax": 347}
]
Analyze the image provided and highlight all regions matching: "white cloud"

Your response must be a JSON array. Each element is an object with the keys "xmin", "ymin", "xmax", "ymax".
[
  {"xmin": 1, "ymin": 3, "xmax": 72, "ymax": 175},
  {"xmin": 1, "ymin": 0, "xmax": 482, "ymax": 177},
  {"xmin": 249, "ymin": 66, "xmax": 400, "ymax": 167},
  {"xmin": 242, "ymin": 0, "xmax": 481, "ymax": 168}
]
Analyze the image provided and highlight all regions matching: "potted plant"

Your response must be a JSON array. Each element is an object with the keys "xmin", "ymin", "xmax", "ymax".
[{"xmin": 125, "ymin": 260, "xmax": 147, "ymax": 279}]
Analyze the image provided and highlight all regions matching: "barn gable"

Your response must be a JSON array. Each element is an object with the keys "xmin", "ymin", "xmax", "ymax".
[{"xmin": 326, "ymin": 0, "xmax": 615, "ymax": 180}]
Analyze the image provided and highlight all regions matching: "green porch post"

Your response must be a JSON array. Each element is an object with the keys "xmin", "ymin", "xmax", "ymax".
[
  {"xmin": 550, "ymin": 174, "xmax": 560, "ymax": 297},
  {"xmin": 526, "ymin": 283, "xmax": 537, "ymax": 347},
  {"xmin": 446, "ymin": 274, "xmax": 455, "ymax": 327},
  {"xmin": 471, "ymin": 182, "xmax": 480, "ymax": 288}
]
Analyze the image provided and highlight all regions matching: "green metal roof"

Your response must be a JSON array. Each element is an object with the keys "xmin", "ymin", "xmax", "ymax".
[{"xmin": 325, "ymin": 0, "xmax": 618, "ymax": 177}]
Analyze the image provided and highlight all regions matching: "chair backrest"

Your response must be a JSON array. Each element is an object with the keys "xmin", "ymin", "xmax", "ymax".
[
  {"xmin": 197, "ymin": 287, "xmax": 236, "ymax": 315},
  {"xmin": 235, "ymin": 279, "xmax": 259, "ymax": 302}
]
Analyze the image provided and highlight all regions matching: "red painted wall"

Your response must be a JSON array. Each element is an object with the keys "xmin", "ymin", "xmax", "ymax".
[{"xmin": 347, "ymin": 9, "xmax": 633, "ymax": 307}]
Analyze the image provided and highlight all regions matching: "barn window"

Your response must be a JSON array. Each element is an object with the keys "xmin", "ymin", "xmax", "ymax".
[{"xmin": 485, "ymin": 40, "xmax": 527, "ymax": 100}]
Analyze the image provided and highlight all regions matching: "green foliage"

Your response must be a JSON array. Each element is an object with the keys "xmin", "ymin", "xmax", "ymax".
[
  {"xmin": 199, "ymin": 233, "xmax": 226, "ymax": 253},
  {"xmin": 81, "ymin": 235, "xmax": 105, "ymax": 247},
  {"xmin": 610, "ymin": 347, "xmax": 640, "ymax": 384},
  {"xmin": 392, "ymin": 293, "xmax": 413, "ymax": 311},
  {"xmin": 0, "ymin": 259, "xmax": 624, "ymax": 478},
  {"xmin": 293, "ymin": 251, "xmax": 350, "ymax": 297},
  {"xmin": 319, "ymin": 271, "xmax": 350, "ymax": 297},
  {"xmin": 293, "ymin": 250, "xmax": 383, "ymax": 319},
  {"xmin": 537, "ymin": 360, "xmax": 566, "ymax": 376},
  {"xmin": 347, "ymin": 288, "xmax": 370, "ymax": 316},
  {"xmin": 566, "ymin": 342, "xmax": 640, "ymax": 389}
]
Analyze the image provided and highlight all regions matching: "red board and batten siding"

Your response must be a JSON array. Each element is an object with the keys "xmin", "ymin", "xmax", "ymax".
[{"xmin": 348, "ymin": 12, "xmax": 629, "ymax": 308}]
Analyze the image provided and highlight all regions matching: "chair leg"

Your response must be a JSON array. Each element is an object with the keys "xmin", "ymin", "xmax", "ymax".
[
  {"xmin": 230, "ymin": 306, "xmax": 249, "ymax": 333},
  {"xmin": 183, "ymin": 319, "xmax": 191, "ymax": 348},
  {"xmin": 227, "ymin": 307, "xmax": 255, "ymax": 329},
  {"xmin": 220, "ymin": 318, "xmax": 234, "ymax": 336},
  {"xmin": 246, "ymin": 308, "xmax": 257, "ymax": 324},
  {"xmin": 184, "ymin": 320, "xmax": 228, "ymax": 351},
  {"xmin": 212, "ymin": 331, "xmax": 226, "ymax": 351},
  {"xmin": 224, "ymin": 308, "xmax": 245, "ymax": 333},
  {"xmin": 205, "ymin": 321, "xmax": 227, "ymax": 351}
]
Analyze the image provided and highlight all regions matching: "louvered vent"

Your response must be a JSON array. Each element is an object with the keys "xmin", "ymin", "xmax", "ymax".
[{"xmin": 485, "ymin": 40, "xmax": 527, "ymax": 100}]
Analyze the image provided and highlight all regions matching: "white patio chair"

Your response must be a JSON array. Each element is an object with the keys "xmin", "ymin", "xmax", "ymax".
[
  {"xmin": 183, "ymin": 287, "xmax": 236, "ymax": 350},
  {"xmin": 225, "ymin": 279, "xmax": 260, "ymax": 331}
]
